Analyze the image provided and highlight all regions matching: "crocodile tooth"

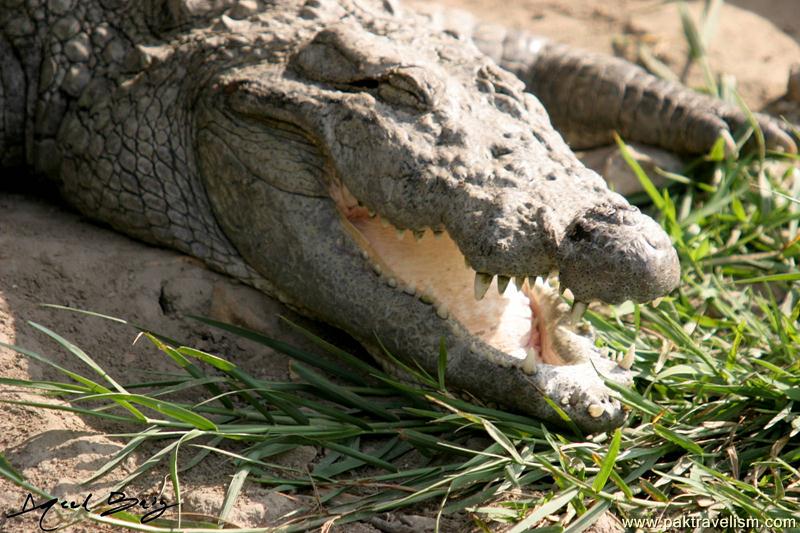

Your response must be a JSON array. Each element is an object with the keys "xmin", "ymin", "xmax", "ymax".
[
  {"xmin": 560, "ymin": 396, "xmax": 570, "ymax": 406},
  {"xmin": 497, "ymin": 275, "xmax": 510, "ymax": 294},
  {"xmin": 570, "ymin": 301, "xmax": 587, "ymax": 323},
  {"xmin": 522, "ymin": 347, "xmax": 538, "ymax": 374},
  {"xmin": 372, "ymin": 263, "xmax": 382, "ymax": 276},
  {"xmin": 413, "ymin": 229, "xmax": 425, "ymax": 241},
  {"xmin": 588, "ymin": 404, "xmax": 605, "ymax": 418},
  {"xmin": 395, "ymin": 229, "xmax": 405, "ymax": 240},
  {"xmin": 514, "ymin": 276, "xmax": 525, "ymax": 291},
  {"xmin": 436, "ymin": 304, "xmax": 449, "ymax": 319},
  {"xmin": 387, "ymin": 277, "xmax": 397, "ymax": 288},
  {"xmin": 368, "ymin": 210, "xmax": 376, "ymax": 218},
  {"xmin": 360, "ymin": 250, "xmax": 369, "ymax": 260},
  {"xmin": 419, "ymin": 292, "xmax": 434, "ymax": 305},
  {"xmin": 403, "ymin": 282, "xmax": 416, "ymax": 295},
  {"xmin": 474, "ymin": 273, "xmax": 493, "ymax": 300},
  {"xmin": 380, "ymin": 217, "xmax": 390, "ymax": 228},
  {"xmin": 720, "ymin": 129, "xmax": 738, "ymax": 157},
  {"xmin": 619, "ymin": 345, "xmax": 635, "ymax": 370},
  {"xmin": 652, "ymin": 297, "xmax": 663, "ymax": 308}
]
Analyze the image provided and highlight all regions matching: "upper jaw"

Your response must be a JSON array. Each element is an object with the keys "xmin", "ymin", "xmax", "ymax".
[{"xmin": 240, "ymin": 60, "xmax": 679, "ymax": 307}]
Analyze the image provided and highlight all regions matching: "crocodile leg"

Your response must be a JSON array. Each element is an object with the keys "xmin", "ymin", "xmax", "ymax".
[{"xmin": 492, "ymin": 30, "xmax": 798, "ymax": 156}]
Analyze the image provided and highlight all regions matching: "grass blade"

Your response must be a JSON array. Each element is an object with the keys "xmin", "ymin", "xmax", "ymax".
[{"xmin": 592, "ymin": 428, "xmax": 622, "ymax": 492}]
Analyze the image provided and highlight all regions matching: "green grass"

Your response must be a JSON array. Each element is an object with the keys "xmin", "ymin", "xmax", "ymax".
[{"xmin": 2, "ymin": 2, "xmax": 800, "ymax": 530}]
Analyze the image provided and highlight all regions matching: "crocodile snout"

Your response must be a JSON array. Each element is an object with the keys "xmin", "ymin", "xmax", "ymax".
[{"xmin": 557, "ymin": 200, "xmax": 680, "ymax": 305}]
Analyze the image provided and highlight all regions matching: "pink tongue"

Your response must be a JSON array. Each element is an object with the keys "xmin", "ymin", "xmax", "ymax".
[
  {"xmin": 527, "ymin": 288, "xmax": 542, "ymax": 354},
  {"xmin": 528, "ymin": 316, "xmax": 541, "ymax": 351},
  {"xmin": 528, "ymin": 288, "xmax": 559, "ymax": 364}
]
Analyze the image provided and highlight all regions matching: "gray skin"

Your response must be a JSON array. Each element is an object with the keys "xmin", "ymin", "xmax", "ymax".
[{"xmin": 1, "ymin": 0, "xmax": 796, "ymax": 433}]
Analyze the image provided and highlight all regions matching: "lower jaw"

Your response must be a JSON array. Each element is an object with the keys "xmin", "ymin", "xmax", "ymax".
[
  {"xmin": 364, "ymin": 322, "xmax": 633, "ymax": 433},
  {"xmin": 256, "ymin": 197, "xmax": 634, "ymax": 431}
]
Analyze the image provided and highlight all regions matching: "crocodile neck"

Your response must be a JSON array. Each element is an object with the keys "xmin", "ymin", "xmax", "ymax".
[
  {"xmin": 0, "ymin": 0, "xmax": 249, "ymax": 179},
  {"xmin": 2, "ymin": 1, "xmax": 134, "ymax": 177}
]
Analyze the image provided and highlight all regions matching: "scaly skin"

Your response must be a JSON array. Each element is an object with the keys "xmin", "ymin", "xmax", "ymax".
[{"xmin": 1, "ymin": 0, "xmax": 795, "ymax": 432}]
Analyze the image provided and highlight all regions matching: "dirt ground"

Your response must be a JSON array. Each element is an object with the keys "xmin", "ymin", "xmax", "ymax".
[{"xmin": 1, "ymin": 1, "xmax": 798, "ymax": 531}]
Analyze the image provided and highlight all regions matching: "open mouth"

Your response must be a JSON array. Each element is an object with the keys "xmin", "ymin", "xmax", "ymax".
[{"xmin": 331, "ymin": 183, "xmax": 629, "ymax": 377}]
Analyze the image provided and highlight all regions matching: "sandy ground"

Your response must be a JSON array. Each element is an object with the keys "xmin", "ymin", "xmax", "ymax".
[{"xmin": 1, "ymin": 1, "xmax": 798, "ymax": 531}]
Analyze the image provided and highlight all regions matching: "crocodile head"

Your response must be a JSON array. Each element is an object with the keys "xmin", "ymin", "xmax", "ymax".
[{"xmin": 194, "ymin": 10, "xmax": 679, "ymax": 432}]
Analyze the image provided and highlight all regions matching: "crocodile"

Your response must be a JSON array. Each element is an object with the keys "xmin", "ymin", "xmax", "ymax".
[{"xmin": 1, "ymin": 0, "xmax": 796, "ymax": 433}]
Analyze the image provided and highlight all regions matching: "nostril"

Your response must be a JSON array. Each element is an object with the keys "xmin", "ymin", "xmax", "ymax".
[
  {"xmin": 568, "ymin": 222, "xmax": 593, "ymax": 242},
  {"xmin": 490, "ymin": 144, "xmax": 513, "ymax": 158}
]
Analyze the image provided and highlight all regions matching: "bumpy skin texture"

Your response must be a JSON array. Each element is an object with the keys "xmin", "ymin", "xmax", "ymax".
[{"xmin": 1, "ymin": 0, "xmax": 795, "ymax": 432}]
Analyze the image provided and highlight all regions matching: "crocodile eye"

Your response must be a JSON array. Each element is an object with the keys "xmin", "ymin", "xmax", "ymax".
[
  {"xmin": 341, "ymin": 68, "xmax": 434, "ymax": 110},
  {"xmin": 377, "ymin": 69, "xmax": 434, "ymax": 109},
  {"xmin": 290, "ymin": 25, "xmax": 439, "ymax": 111}
]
